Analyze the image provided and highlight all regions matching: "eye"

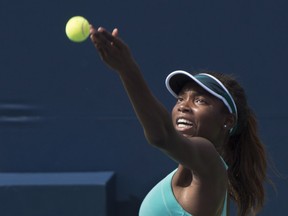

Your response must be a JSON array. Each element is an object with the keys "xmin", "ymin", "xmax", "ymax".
[
  {"xmin": 195, "ymin": 97, "xmax": 208, "ymax": 105},
  {"xmin": 177, "ymin": 96, "xmax": 184, "ymax": 103}
]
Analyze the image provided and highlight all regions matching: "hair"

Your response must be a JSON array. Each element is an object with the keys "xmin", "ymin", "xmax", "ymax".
[{"xmin": 200, "ymin": 70, "xmax": 268, "ymax": 216}]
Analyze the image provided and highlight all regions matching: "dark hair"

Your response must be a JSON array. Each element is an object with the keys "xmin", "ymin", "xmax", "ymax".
[{"xmin": 200, "ymin": 71, "xmax": 268, "ymax": 215}]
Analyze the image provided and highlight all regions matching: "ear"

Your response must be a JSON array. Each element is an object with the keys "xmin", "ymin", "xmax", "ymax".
[{"xmin": 223, "ymin": 113, "xmax": 237, "ymax": 133}]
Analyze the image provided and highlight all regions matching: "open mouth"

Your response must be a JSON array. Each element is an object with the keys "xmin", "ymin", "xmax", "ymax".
[{"xmin": 176, "ymin": 118, "xmax": 194, "ymax": 129}]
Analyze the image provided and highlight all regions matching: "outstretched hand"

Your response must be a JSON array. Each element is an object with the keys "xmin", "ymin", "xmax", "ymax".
[{"xmin": 90, "ymin": 26, "xmax": 136, "ymax": 73}]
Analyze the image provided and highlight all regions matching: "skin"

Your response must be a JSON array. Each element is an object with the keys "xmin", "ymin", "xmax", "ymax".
[
  {"xmin": 90, "ymin": 26, "xmax": 235, "ymax": 215},
  {"xmin": 171, "ymin": 83, "xmax": 231, "ymax": 215}
]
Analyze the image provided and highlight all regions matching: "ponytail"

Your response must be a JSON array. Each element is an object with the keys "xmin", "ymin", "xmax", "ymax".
[
  {"xmin": 205, "ymin": 71, "xmax": 268, "ymax": 215},
  {"xmin": 225, "ymin": 108, "xmax": 266, "ymax": 215}
]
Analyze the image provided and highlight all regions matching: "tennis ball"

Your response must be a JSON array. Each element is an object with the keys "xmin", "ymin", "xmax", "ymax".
[{"xmin": 65, "ymin": 16, "xmax": 90, "ymax": 42}]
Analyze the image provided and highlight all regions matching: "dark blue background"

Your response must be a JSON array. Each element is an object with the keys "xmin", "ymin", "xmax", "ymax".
[{"xmin": 0, "ymin": 0, "xmax": 287, "ymax": 215}]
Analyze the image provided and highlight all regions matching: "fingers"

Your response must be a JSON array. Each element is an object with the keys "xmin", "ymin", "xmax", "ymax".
[
  {"xmin": 91, "ymin": 26, "xmax": 125, "ymax": 50},
  {"xmin": 90, "ymin": 26, "xmax": 118, "ymax": 62},
  {"xmin": 90, "ymin": 27, "xmax": 114, "ymax": 43},
  {"xmin": 90, "ymin": 27, "xmax": 109, "ymax": 54},
  {"xmin": 89, "ymin": 26, "xmax": 131, "ymax": 68},
  {"xmin": 99, "ymin": 28, "xmax": 120, "ymax": 46}
]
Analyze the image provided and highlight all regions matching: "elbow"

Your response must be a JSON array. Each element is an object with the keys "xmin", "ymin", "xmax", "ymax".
[
  {"xmin": 143, "ymin": 113, "xmax": 175, "ymax": 150},
  {"xmin": 143, "ymin": 126, "xmax": 173, "ymax": 150},
  {"xmin": 145, "ymin": 133, "xmax": 165, "ymax": 149}
]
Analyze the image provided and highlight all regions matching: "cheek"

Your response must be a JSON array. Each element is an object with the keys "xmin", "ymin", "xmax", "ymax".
[{"xmin": 197, "ymin": 109, "xmax": 224, "ymax": 129}]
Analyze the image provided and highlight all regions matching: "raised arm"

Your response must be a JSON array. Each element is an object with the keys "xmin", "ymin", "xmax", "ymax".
[
  {"xmin": 90, "ymin": 27, "xmax": 226, "ymax": 178},
  {"xmin": 90, "ymin": 27, "xmax": 173, "ymax": 144}
]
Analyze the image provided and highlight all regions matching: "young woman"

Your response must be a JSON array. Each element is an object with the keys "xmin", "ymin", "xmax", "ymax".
[{"xmin": 90, "ymin": 26, "xmax": 267, "ymax": 216}]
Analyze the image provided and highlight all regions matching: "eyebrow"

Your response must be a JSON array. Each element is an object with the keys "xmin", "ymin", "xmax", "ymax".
[
  {"xmin": 179, "ymin": 88, "xmax": 221, "ymax": 104},
  {"xmin": 179, "ymin": 87, "xmax": 209, "ymax": 97}
]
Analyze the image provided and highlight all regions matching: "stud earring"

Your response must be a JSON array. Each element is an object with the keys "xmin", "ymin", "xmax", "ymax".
[{"xmin": 224, "ymin": 125, "xmax": 227, "ymax": 128}]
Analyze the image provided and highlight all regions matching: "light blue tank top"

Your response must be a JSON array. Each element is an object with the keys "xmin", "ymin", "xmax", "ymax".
[{"xmin": 139, "ymin": 158, "xmax": 228, "ymax": 216}]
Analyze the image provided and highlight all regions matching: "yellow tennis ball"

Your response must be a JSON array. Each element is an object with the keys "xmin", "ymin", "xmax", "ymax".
[{"xmin": 65, "ymin": 16, "xmax": 90, "ymax": 42}]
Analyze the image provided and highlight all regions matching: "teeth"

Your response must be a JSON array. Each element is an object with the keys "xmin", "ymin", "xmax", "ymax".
[
  {"xmin": 177, "ymin": 124, "xmax": 191, "ymax": 128},
  {"xmin": 177, "ymin": 118, "xmax": 193, "ymax": 127}
]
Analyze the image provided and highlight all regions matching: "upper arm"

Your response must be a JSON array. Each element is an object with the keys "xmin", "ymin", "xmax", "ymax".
[
  {"xmin": 158, "ymin": 130, "xmax": 228, "ymax": 215},
  {"xmin": 152, "ymin": 128, "xmax": 227, "ymax": 180}
]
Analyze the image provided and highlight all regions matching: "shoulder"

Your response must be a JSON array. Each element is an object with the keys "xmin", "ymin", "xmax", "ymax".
[
  {"xmin": 173, "ymin": 163, "xmax": 228, "ymax": 215},
  {"xmin": 166, "ymin": 135, "xmax": 227, "ymax": 180}
]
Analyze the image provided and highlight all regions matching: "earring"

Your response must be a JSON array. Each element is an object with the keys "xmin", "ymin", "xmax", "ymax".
[{"xmin": 224, "ymin": 125, "xmax": 227, "ymax": 128}]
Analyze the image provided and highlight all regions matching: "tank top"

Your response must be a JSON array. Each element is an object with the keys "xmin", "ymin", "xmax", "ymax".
[{"xmin": 139, "ymin": 158, "xmax": 228, "ymax": 216}]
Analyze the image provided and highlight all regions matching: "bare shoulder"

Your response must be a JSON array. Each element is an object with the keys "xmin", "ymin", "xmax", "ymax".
[
  {"xmin": 164, "ymin": 135, "xmax": 227, "ymax": 180},
  {"xmin": 172, "ymin": 160, "xmax": 228, "ymax": 215}
]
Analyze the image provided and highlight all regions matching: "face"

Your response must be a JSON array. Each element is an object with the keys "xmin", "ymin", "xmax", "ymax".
[{"xmin": 171, "ymin": 82, "xmax": 229, "ymax": 144}]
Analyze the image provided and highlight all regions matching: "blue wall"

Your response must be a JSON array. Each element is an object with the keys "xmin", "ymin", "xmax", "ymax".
[{"xmin": 0, "ymin": 0, "xmax": 287, "ymax": 215}]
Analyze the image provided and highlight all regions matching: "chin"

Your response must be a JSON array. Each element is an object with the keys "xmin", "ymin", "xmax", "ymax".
[
  {"xmin": 179, "ymin": 131, "xmax": 195, "ymax": 138},
  {"xmin": 174, "ymin": 126, "xmax": 196, "ymax": 138}
]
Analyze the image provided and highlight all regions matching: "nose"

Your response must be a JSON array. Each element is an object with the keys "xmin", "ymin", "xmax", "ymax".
[{"xmin": 178, "ymin": 102, "xmax": 192, "ymax": 113}]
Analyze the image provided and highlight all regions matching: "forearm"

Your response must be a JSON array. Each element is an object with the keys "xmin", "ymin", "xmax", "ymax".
[
  {"xmin": 90, "ymin": 27, "xmax": 174, "ymax": 145},
  {"xmin": 118, "ymin": 62, "xmax": 173, "ymax": 145}
]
